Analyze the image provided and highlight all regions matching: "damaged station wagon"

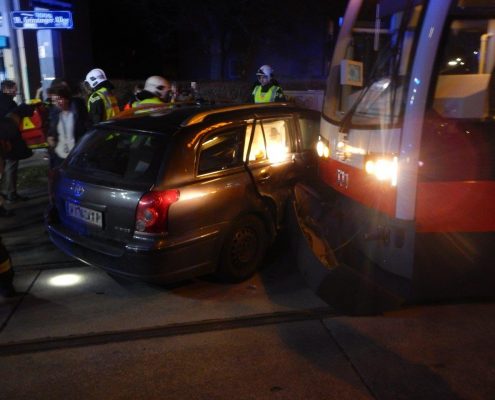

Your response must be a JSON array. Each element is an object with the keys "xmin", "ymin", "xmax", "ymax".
[{"xmin": 45, "ymin": 103, "xmax": 320, "ymax": 283}]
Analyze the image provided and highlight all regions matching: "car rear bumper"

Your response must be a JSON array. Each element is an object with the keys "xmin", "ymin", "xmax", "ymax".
[{"xmin": 46, "ymin": 222, "xmax": 221, "ymax": 283}]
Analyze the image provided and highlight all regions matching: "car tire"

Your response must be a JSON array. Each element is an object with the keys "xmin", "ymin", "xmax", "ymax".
[{"xmin": 217, "ymin": 215, "xmax": 266, "ymax": 283}]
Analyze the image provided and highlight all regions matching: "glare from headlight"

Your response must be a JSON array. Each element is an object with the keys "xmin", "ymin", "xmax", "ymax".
[
  {"xmin": 316, "ymin": 140, "xmax": 330, "ymax": 158},
  {"xmin": 365, "ymin": 156, "xmax": 398, "ymax": 186},
  {"xmin": 48, "ymin": 273, "xmax": 83, "ymax": 287}
]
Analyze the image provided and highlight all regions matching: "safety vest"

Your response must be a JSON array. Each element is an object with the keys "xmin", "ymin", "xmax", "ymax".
[
  {"xmin": 252, "ymin": 85, "xmax": 281, "ymax": 103},
  {"xmin": 131, "ymin": 97, "xmax": 164, "ymax": 108},
  {"xmin": 88, "ymin": 87, "xmax": 120, "ymax": 120}
]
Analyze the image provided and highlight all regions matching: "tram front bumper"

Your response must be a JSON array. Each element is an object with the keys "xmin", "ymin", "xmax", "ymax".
[{"xmin": 289, "ymin": 182, "xmax": 404, "ymax": 315}]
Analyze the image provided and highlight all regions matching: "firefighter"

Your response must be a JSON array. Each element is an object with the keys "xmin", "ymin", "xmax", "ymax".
[
  {"xmin": 251, "ymin": 65, "xmax": 286, "ymax": 103},
  {"xmin": 84, "ymin": 68, "xmax": 120, "ymax": 125},
  {"xmin": 132, "ymin": 76, "xmax": 171, "ymax": 107}
]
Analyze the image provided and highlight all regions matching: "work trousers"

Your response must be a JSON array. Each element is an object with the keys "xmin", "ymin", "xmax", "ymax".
[{"xmin": 1, "ymin": 159, "xmax": 18, "ymax": 198}]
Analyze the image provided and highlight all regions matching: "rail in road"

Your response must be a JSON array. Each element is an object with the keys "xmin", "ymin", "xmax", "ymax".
[{"xmin": 0, "ymin": 306, "xmax": 338, "ymax": 356}]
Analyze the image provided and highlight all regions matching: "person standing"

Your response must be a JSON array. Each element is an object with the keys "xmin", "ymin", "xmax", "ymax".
[
  {"xmin": 84, "ymin": 68, "xmax": 120, "ymax": 125},
  {"xmin": 0, "ymin": 79, "xmax": 18, "ymax": 117},
  {"xmin": 251, "ymin": 65, "xmax": 286, "ymax": 103},
  {"xmin": 123, "ymin": 82, "xmax": 144, "ymax": 110},
  {"xmin": 47, "ymin": 84, "xmax": 89, "ymax": 168},
  {"xmin": 0, "ymin": 81, "xmax": 33, "ymax": 202},
  {"xmin": 132, "ymin": 76, "xmax": 171, "ymax": 107},
  {"xmin": 0, "ymin": 79, "xmax": 18, "ymax": 207},
  {"xmin": 0, "ymin": 104, "xmax": 35, "ymax": 297}
]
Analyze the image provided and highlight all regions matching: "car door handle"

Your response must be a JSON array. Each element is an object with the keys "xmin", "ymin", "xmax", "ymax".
[{"xmin": 257, "ymin": 172, "xmax": 270, "ymax": 182}]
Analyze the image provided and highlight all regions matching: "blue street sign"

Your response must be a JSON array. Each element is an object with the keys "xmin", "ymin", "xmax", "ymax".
[{"xmin": 10, "ymin": 11, "xmax": 73, "ymax": 29}]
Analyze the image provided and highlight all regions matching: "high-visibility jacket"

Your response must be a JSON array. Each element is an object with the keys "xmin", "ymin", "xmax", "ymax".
[
  {"xmin": 132, "ymin": 97, "xmax": 164, "ymax": 108},
  {"xmin": 252, "ymin": 85, "xmax": 283, "ymax": 103},
  {"xmin": 88, "ymin": 87, "xmax": 120, "ymax": 120}
]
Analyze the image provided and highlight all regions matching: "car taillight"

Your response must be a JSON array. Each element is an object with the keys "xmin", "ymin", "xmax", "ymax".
[{"xmin": 135, "ymin": 190, "xmax": 180, "ymax": 234}]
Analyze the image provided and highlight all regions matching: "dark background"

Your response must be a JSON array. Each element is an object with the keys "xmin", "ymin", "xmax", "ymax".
[{"xmin": 88, "ymin": 0, "xmax": 348, "ymax": 82}]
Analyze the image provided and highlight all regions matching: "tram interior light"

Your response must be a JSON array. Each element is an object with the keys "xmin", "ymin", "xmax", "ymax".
[{"xmin": 365, "ymin": 155, "xmax": 398, "ymax": 186}]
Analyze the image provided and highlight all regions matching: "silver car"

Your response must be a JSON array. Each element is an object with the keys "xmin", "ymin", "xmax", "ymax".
[{"xmin": 45, "ymin": 103, "xmax": 320, "ymax": 283}]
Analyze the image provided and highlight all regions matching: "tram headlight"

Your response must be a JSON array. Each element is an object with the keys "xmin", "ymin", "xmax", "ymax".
[
  {"xmin": 365, "ymin": 155, "xmax": 398, "ymax": 187},
  {"xmin": 316, "ymin": 137, "xmax": 330, "ymax": 158}
]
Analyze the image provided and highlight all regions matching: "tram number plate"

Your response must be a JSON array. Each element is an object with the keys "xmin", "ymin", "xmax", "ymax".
[
  {"xmin": 66, "ymin": 202, "xmax": 102, "ymax": 228},
  {"xmin": 336, "ymin": 169, "xmax": 349, "ymax": 188}
]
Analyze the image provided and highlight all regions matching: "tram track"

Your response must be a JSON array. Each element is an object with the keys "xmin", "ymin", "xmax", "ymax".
[
  {"xmin": 12, "ymin": 260, "xmax": 84, "ymax": 271},
  {"xmin": 0, "ymin": 307, "xmax": 338, "ymax": 356}
]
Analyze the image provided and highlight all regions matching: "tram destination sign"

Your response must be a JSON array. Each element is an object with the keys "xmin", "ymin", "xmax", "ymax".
[{"xmin": 10, "ymin": 11, "xmax": 73, "ymax": 30}]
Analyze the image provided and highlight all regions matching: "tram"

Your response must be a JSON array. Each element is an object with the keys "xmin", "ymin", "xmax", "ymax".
[{"xmin": 293, "ymin": 0, "xmax": 495, "ymax": 312}]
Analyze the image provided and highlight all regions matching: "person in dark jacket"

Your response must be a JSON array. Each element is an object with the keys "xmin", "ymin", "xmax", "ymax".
[
  {"xmin": 123, "ymin": 82, "xmax": 144, "ymax": 110},
  {"xmin": 0, "ymin": 80, "xmax": 18, "ymax": 116},
  {"xmin": 0, "ymin": 80, "xmax": 21, "ymax": 203},
  {"xmin": 0, "ymin": 103, "xmax": 34, "ymax": 202},
  {"xmin": 0, "ymin": 105, "xmax": 35, "ymax": 297},
  {"xmin": 47, "ymin": 83, "xmax": 89, "ymax": 168}
]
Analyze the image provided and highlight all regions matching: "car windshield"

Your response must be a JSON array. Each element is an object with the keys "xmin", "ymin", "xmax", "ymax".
[{"xmin": 66, "ymin": 128, "xmax": 169, "ymax": 185}]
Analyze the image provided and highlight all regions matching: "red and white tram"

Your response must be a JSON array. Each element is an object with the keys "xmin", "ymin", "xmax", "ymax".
[{"xmin": 294, "ymin": 0, "xmax": 495, "ymax": 312}]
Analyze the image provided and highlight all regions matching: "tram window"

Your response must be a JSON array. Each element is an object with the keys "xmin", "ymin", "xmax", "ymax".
[
  {"xmin": 433, "ymin": 19, "xmax": 495, "ymax": 119},
  {"xmin": 298, "ymin": 117, "xmax": 320, "ymax": 151},
  {"xmin": 323, "ymin": 3, "xmax": 423, "ymax": 127},
  {"xmin": 421, "ymin": 17, "xmax": 495, "ymax": 182}
]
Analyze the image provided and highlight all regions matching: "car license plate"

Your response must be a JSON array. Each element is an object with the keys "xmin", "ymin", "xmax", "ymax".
[{"xmin": 66, "ymin": 202, "xmax": 103, "ymax": 228}]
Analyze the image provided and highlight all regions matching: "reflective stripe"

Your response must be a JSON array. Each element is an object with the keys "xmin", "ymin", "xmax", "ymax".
[
  {"xmin": 252, "ymin": 85, "xmax": 279, "ymax": 103},
  {"xmin": 88, "ymin": 87, "xmax": 120, "ymax": 120},
  {"xmin": 132, "ymin": 97, "xmax": 164, "ymax": 107},
  {"xmin": 22, "ymin": 117, "xmax": 36, "ymax": 130},
  {"xmin": 0, "ymin": 258, "xmax": 11, "ymax": 274}
]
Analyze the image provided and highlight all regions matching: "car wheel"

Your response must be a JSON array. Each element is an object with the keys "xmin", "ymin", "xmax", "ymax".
[{"xmin": 217, "ymin": 215, "xmax": 266, "ymax": 283}]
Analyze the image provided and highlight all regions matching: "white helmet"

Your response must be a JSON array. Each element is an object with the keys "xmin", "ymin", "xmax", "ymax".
[
  {"xmin": 85, "ymin": 68, "xmax": 107, "ymax": 89},
  {"xmin": 144, "ymin": 75, "xmax": 171, "ymax": 99},
  {"xmin": 256, "ymin": 64, "xmax": 273, "ymax": 79}
]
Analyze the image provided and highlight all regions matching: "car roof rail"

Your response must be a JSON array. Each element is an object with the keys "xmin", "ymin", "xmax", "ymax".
[{"xmin": 181, "ymin": 102, "xmax": 291, "ymax": 127}]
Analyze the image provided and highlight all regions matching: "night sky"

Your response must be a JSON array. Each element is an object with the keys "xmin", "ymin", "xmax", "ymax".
[{"xmin": 88, "ymin": 0, "xmax": 348, "ymax": 81}]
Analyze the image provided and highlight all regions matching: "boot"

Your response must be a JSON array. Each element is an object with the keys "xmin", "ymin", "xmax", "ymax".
[{"xmin": 0, "ymin": 238, "xmax": 15, "ymax": 297}]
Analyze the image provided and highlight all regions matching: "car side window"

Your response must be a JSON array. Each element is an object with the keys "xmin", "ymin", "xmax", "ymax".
[
  {"xmin": 244, "ymin": 119, "xmax": 293, "ymax": 163},
  {"xmin": 197, "ymin": 127, "xmax": 245, "ymax": 175},
  {"xmin": 244, "ymin": 122, "xmax": 267, "ymax": 162},
  {"xmin": 298, "ymin": 117, "xmax": 320, "ymax": 151}
]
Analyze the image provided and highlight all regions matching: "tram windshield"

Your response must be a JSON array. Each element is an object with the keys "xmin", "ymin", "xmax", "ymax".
[{"xmin": 323, "ymin": 0, "xmax": 424, "ymax": 128}]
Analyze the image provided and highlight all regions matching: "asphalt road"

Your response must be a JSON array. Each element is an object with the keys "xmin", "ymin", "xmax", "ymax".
[{"xmin": 0, "ymin": 154, "xmax": 494, "ymax": 399}]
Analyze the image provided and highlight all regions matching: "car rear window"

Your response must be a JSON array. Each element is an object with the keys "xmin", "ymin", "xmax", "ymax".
[{"xmin": 66, "ymin": 128, "xmax": 169, "ymax": 184}]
